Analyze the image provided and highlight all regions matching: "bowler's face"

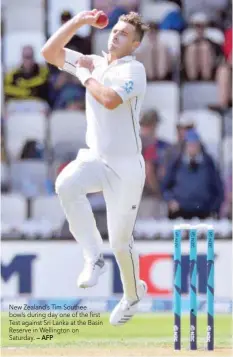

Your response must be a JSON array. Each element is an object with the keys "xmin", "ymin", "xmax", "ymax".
[{"xmin": 108, "ymin": 21, "xmax": 139, "ymax": 56}]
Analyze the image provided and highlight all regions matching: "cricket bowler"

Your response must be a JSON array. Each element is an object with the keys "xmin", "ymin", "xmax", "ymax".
[{"xmin": 41, "ymin": 9, "xmax": 148, "ymax": 325}]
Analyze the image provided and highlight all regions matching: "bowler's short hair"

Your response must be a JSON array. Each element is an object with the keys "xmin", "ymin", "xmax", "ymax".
[{"xmin": 119, "ymin": 12, "xmax": 149, "ymax": 42}]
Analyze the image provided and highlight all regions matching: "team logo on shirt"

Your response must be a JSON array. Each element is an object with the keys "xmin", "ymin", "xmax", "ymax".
[{"xmin": 122, "ymin": 80, "xmax": 134, "ymax": 94}]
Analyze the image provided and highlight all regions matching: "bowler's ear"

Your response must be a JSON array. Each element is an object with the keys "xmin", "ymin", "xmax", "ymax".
[{"xmin": 133, "ymin": 41, "xmax": 141, "ymax": 52}]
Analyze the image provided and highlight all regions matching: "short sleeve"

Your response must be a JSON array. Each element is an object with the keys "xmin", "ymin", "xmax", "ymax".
[
  {"xmin": 59, "ymin": 48, "xmax": 84, "ymax": 76},
  {"xmin": 110, "ymin": 63, "xmax": 146, "ymax": 102}
]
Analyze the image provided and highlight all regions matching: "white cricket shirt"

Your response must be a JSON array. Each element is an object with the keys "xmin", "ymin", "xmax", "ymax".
[{"xmin": 61, "ymin": 48, "xmax": 147, "ymax": 159}]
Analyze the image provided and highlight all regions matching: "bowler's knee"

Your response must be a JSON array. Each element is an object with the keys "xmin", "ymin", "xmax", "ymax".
[
  {"xmin": 55, "ymin": 172, "xmax": 82, "ymax": 201},
  {"xmin": 55, "ymin": 174, "xmax": 70, "ymax": 198}
]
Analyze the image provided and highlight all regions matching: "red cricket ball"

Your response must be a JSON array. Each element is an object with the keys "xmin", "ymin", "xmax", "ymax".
[{"xmin": 96, "ymin": 13, "xmax": 109, "ymax": 27}]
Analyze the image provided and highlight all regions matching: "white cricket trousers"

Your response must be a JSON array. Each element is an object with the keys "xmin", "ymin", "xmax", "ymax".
[{"xmin": 55, "ymin": 149, "xmax": 145, "ymax": 301}]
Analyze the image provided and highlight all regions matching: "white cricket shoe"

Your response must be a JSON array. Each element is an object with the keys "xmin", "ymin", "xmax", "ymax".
[
  {"xmin": 110, "ymin": 280, "xmax": 147, "ymax": 326},
  {"xmin": 77, "ymin": 255, "xmax": 107, "ymax": 288}
]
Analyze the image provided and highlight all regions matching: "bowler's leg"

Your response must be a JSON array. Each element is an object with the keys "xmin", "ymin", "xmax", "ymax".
[
  {"xmin": 103, "ymin": 156, "xmax": 147, "ymax": 325},
  {"xmin": 56, "ymin": 157, "xmax": 103, "ymax": 261}
]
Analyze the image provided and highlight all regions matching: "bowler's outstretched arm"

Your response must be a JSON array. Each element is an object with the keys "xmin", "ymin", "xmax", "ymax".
[{"xmin": 41, "ymin": 9, "xmax": 104, "ymax": 68}]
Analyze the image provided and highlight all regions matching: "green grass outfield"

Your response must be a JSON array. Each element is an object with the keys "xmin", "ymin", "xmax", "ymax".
[{"xmin": 1, "ymin": 312, "xmax": 232, "ymax": 350}]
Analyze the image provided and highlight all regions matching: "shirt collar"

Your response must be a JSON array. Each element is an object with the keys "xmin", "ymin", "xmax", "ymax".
[{"xmin": 102, "ymin": 51, "xmax": 135, "ymax": 63}]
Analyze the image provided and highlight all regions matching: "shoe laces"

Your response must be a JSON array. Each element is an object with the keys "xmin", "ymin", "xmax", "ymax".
[
  {"xmin": 82, "ymin": 260, "xmax": 96, "ymax": 274},
  {"xmin": 119, "ymin": 298, "xmax": 130, "ymax": 310},
  {"xmin": 119, "ymin": 297, "xmax": 137, "ymax": 310},
  {"xmin": 82, "ymin": 255, "xmax": 104, "ymax": 276}
]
